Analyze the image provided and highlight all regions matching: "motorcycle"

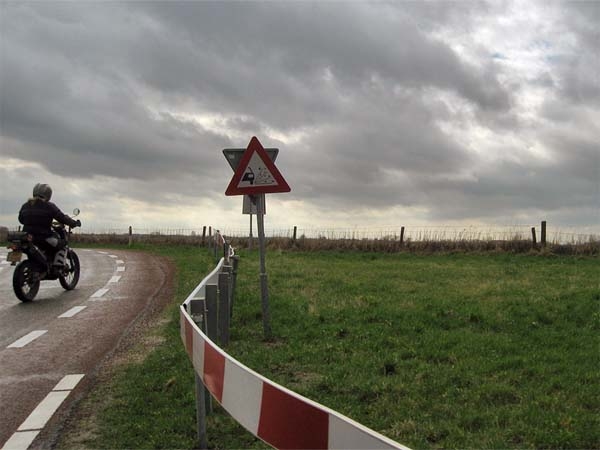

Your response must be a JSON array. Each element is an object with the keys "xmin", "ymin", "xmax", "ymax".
[{"xmin": 6, "ymin": 209, "xmax": 81, "ymax": 302}]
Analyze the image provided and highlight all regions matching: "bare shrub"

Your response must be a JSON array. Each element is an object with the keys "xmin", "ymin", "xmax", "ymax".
[{"xmin": 71, "ymin": 232, "xmax": 599, "ymax": 256}]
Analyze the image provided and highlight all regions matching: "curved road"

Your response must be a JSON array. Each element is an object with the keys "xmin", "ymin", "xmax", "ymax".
[{"xmin": 0, "ymin": 249, "xmax": 174, "ymax": 450}]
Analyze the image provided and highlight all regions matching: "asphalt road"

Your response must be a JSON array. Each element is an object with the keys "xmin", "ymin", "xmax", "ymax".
[{"xmin": 0, "ymin": 248, "xmax": 174, "ymax": 450}]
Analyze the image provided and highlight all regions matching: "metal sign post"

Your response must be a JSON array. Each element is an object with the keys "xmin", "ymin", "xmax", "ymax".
[
  {"xmin": 255, "ymin": 194, "xmax": 272, "ymax": 339},
  {"xmin": 249, "ymin": 212, "xmax": 253, "ymax": 250},
  {"xmin": 223, "ymin": 137, "xmax": 290, "ymax": 340}
]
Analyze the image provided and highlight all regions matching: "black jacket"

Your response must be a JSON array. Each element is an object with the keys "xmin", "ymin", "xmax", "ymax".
[{"xmin": 18, "ymin": 199, "xmax": 78, "ymax": 237}]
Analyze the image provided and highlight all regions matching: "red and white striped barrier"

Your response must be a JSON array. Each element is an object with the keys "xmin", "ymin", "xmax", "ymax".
[{"xmin": 181, "ymin": 258, "xmax": 410, "ymax": 450}]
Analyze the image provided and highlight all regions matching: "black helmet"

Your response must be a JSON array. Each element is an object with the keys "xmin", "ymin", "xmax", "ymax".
[{"xmin": 33, "ymin": 183, "xmax": 53, "ymax": 201}]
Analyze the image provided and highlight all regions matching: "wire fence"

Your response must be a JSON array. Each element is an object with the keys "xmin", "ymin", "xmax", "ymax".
[{"xmin": 82, "ymin": 225, "xmax": 598, "ymax": 245}]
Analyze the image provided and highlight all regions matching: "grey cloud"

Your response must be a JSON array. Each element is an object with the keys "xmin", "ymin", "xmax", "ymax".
[
  {"xmin": 554, "ymin": 2, "xmax": 600, "ymax": 106},
  {"xmin": 1, "ymin": 19, "xmax": 231, "ymax": 180},
  {"xmin": 1, "ymin": 1, "xmax": 504, "ymax": 182},
  {"xmin": 0, "ymin": 1, "xmax": 598, "ymax": 230},
  {"xmin": 415, "ymin": 134, "xmax": 598, "ymax": 223},
  {"xmin": 130, "ymin": 2, "xmax": 512, "ymax": 116}
]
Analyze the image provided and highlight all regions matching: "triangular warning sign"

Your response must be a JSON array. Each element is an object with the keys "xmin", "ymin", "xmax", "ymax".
[{"xmin": 225, "ymin": 137, "xmax": 291, "ymax": 196}]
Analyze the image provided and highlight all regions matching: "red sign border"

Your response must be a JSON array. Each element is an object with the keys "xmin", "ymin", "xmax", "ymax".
[{"xmin": 225, "ymin": 137, "xmax": 291, "ymax": 196}]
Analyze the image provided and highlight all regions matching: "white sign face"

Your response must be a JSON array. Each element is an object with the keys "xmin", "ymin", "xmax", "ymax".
[
  {"xmin": 237, "ymin": 152, "xmax": 279, "ymax": 188},
  {"xmin": 243, "ymin": 194, "xmax": 266, "ymax": 215}
]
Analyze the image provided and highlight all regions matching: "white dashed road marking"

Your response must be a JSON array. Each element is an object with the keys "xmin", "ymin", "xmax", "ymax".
[
  {"xmin": 90, "ymin": 288, "xmax": 109, "ymax": 299},
  {"xmin": 117, "ymin": 266, "xmax": 125, "ymax": 272},
  {"xmin": 7, "ymin": 330, "xmax": 47, "ymax": 349},
  {"xmin": 53, "ymin": 374, "xmax": 85, "ymax": 391},
  {"xmin": 18, "ymin": 391, "xmax": 71, "ymax": 431},
  {"xmin": 2, "ymin": 375, "xmax": 84, "ymax": 450},
  {"xmin": 116, "ymin": 260, "xmax": 124, "ymax": 265},
  {"xmin": 58, "ymin": 306, "xmax": 87, "ymax": 318},
  {"xmin": 108, "ymin": 276, "xmax": 121, "ymax": 283},
  {"xmin": 1, "ymin": 430, "xmax": 40, "ymax": 450}
]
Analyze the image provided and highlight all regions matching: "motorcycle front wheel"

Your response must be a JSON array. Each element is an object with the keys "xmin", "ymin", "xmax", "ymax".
[
  {"xmin": 59, "ymin": 250, "xmax": 80, "ymax": 290},
  {"xmin": 13, "ymin": 260, "xmax": 41, "ymax": 302}
]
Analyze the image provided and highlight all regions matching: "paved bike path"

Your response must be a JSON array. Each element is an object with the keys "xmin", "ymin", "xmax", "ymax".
[{"xmin": 0, "ymin": 250, "xmax": 174, "ymax": 450}]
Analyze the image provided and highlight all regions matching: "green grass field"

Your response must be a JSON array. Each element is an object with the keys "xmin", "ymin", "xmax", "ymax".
[{"xmin": 60, "ymin": 245, "xmax": 599, "ymax": 449}]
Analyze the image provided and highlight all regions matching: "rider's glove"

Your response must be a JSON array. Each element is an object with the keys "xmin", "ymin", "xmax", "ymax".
[{"xmin": 75, "ymin": 220, "xmax": 82, "ymax": 227}]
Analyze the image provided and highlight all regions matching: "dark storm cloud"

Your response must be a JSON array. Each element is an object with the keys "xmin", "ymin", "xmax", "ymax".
[
  {"xmin": 1, "ymin": 2, "xmax": 503, "ymax": 181},
  {"xmin": 133, "ymin": 2, "xmax": 511, "ymax": 117},
  {"xmin": 0, "ymin": 2, "xmax": 231, "ymax": 183}
]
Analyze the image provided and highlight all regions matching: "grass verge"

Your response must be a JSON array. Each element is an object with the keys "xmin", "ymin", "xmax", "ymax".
[{"xmin": 60, "ymin": 245, "xmax": 599, "ymax": 449}]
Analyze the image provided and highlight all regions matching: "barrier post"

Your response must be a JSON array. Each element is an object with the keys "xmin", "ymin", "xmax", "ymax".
[
  {"xmin": 230, "ymin": 256, "xmax": 240, "ymax": 318},
  {"xmin": 205, "ymin": 285, "xmax": 218, "ymax": 415},
  {"xmin": 531, "ymin": 227, "xmax": 537, "ymax": 247},
  {"xmin": 194, "ymin": 375, "xmax": 208, "ymax": 449},
  {"xmin": 218, "ymin": 271, "xmax": 231, "ymax": 346},
  {"xmin": 224, "ymin": 242, "xmax": 230, "ymax": 264},
  {"xmin": 205, "ymin": 285, "xmax": 218, "ymax": 344},
  {"xmin": 223, "ymin": 264, "xmax": 233, "ymax": 318},
  {"xmin": 189, "ymin": 299, "xmax": 206, "ymax": 329},
  {"xmin": 189, "ymin": 299, "xmax": 208, "ymax": 449},
  {"xmin": 400, "ymin": 226, "xmax": 405, "ymax": 245},
  {"xmin": 128, "ymin": 226, "xmax": 133, "ymax": 247},
  {"xmin": 213, "ymin": 231, "xmax": 219, "ymax": 260}
]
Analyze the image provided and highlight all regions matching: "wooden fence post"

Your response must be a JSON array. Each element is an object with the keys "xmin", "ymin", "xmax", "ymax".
[
  {"xmin": 293, "ymin": 226, "xmax": 297, "ymax": 242},
  {"xmin": 541, "ymin": 221, "xmax": 547, "ymax": 247},
  {"xmin": 202, "ymin": 226, "xmax": 207, "ymax": 246},
  {"xmin": 531, "ymin": 227, "xmax": 537, "ymax": 247},
  {"xmin": 400, "ymin": 226, "xmax": 405, "ymax": 245},
  {"xmin": 128, "ymin": 226, "xmax": 133, "ymax": 247}
]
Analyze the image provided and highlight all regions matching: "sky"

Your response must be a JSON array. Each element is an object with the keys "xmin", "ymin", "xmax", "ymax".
[{"xmin": 1, "ymin": 1, "xmax": 598, "ymax": 236}]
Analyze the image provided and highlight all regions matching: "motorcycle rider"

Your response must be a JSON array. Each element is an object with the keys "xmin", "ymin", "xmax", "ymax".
[{"xmin": 18, "ymin": 183, "xmax": 81, "ymax": 267}]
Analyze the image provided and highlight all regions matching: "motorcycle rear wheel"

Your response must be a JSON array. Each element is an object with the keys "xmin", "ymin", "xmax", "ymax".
[
  {"xmin": 13, "ymin": 260, "xmax": 41, "ymax": 302},
  {"xmin": 59, "ymin": 250, "xmax": 80, "ymax": 290}
]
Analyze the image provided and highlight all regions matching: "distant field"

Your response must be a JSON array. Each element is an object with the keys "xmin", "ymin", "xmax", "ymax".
[{"xmin": 61, "ymin": 246, "xmax": 599, "ymax": 450}]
